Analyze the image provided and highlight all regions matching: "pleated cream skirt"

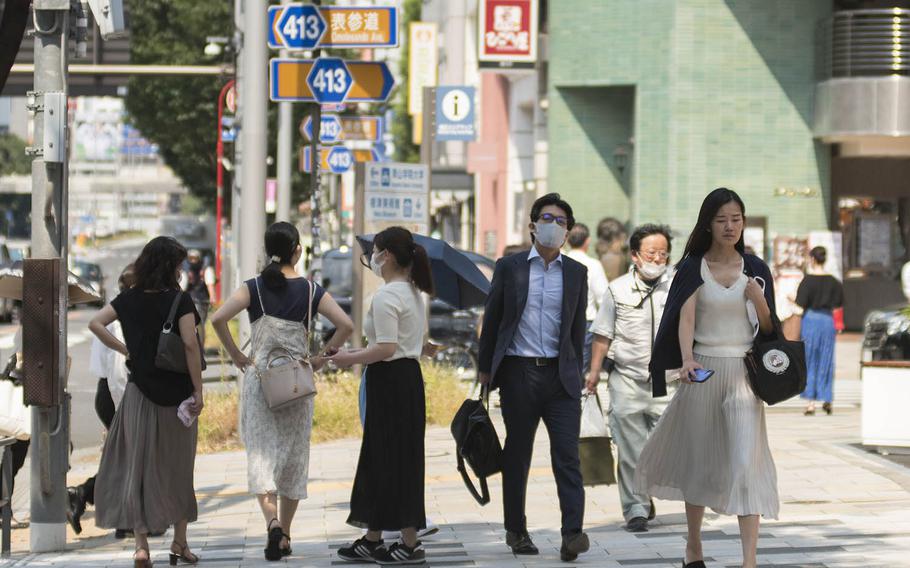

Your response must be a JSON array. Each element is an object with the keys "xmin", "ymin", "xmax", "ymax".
[
  {"xmin": 95, "ymin": 383, "xmax": 198, "ymax": 533},
  {"xmin": 634, "ymin": 354, "xmax": 779, "ymax": 519}
]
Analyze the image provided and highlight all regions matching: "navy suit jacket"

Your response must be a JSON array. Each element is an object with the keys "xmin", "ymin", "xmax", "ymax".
[{"xmin": 477, "ymin": 250, "xmax": 589, "ymax": 399}]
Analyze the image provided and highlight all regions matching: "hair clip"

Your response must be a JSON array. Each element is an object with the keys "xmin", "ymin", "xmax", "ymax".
[{"xmin": 270, "ymin": 255, "xmax": 282, "ymax": 263}]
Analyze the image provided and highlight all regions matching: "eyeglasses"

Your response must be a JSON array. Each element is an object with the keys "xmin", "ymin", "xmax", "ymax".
[
  {"xmin": 639, "ymin": 250, "xmax": 669, "ymax": 261},
  {"xmin": 537, "ymin": 213, "xmax": 569, "ymax": 227}
]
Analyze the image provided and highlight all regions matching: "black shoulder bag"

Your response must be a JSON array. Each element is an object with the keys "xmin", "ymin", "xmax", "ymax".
[
  {"xmin": 450, "ymin": 385, "xmax": 502, "ymax": 505},
  {"xmin": 742, "ymin": 267, "xmax": 806, "ymax": 405},
  {"xmin": 155, "ymin": 291, "xmax": 207, "ymax": 373}
]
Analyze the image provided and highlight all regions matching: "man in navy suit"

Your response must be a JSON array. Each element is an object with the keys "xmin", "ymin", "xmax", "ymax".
[{"xmin": 478, "ymin": 193, "xmax": 590, "ymax": 562}]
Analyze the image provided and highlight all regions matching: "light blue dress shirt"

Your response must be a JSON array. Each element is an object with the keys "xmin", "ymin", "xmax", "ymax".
[{"xmin": 506, "ymin": 246, "xmax": 564, "ymax": 358}]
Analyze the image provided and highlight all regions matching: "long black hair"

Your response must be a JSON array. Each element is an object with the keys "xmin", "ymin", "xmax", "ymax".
[
  {"xmin": 133, "ymin": 236, "xmax": 187, "ymax": 291},
  {"xmin": 682, "ymin": 187, "xmax": 746, "ymax": 260},
  {"xmin": 373, "ymin": 226, "xmax": 435, "ymax": 296},
  {"xmin": 261, "ymin": 221, "xmax": 300, "ymax": 291}
]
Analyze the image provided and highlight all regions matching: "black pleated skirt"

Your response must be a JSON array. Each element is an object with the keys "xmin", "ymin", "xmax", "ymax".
[{"xmin": 347, "ymin": 358, "xmax": 426, "ymax": 531}]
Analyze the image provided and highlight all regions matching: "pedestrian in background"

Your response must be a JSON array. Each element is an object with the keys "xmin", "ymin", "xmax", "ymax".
[
  {"xmin": 211, "ymin": 221, "xmax": 353, "ymax": 561},
  {"xmin": 565, "ymin": 223, "xmax": 610, "ymax": 374},
  {"xmin": 332, "ymin": 226, "xmax": 434, "ymax": 566},
  {"xmin": 637, "ymin": 188, "xmax": 779, "ymax": 568},
  {"xmin": 89, "ymin": 236, "xmax": 204, "ymax": 568},
  {"xmin": 596, "ymin": 217, "xmax": 629, "ymax": 281},
  {"xmin": 67, "ymin": 264, "xmax": 135, "ymax": 538},
  {"xmin": 796, "ymin": 246, "xmax": 843, "ymax": 416},
  {"xmin": 586, "ymin": 224, "xmax": 674, "ymax": 533},
  {"xmin": 180, "ymin": 249, "xmax": 216, "ymax": 347},
  {"xmin": 478, "ymin": 193, "xmax": 590, "ymax": 562}
]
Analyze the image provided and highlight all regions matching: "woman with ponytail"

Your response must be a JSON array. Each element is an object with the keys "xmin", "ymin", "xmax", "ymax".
[
  {"xmin": 332, "ymin": 226, "xmax": 435, "ymax": 566},
  {"xmin": 211, "ymin": 222, "xmax": 353, "ymax": 561}
]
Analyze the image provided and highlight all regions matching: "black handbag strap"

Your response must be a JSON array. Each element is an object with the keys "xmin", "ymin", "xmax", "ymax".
[
  {"xmin": 162, "ymin": 290, "xmax": 183, "ymax": 332},
  {"xmin": 455, "ymin": 451, "xmax": 491, "ymax": 505}
]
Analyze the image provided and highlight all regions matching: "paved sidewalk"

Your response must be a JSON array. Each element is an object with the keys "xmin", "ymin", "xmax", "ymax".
[{"xmin": 3, "ymin": 387, "xmax": 909, "ymax": 568}]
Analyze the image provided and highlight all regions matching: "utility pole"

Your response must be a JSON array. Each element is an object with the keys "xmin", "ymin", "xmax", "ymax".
[
  {"xmin": 308, "ymin": 0, "xmax": 323, "ymax": 280},
  {"xmin": 26, "ymin": 0, "xmax": 71, "ymax": 552},
  {"xmin": 275, "ymin": 0, "xmax": 293, "ymax": 223},
  {"xmin": 230, "ymin": 0, "xmax": 244, "ymax": 293},
  {"xmin": 239, "ymin": 0, "xmax": 267, "ymax": 303}
]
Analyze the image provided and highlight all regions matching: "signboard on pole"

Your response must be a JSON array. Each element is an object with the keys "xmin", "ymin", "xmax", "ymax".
[
  {"xmin": 320, "ymin": 6, "xmax": 399, "ymax": 48},
  {"xmin": 269, "ymin": 5, "xmax": 398, "ymax": 49},
  {"xmin": 435, "ymin": 86, "xmax": 476, "ymax": 141},
  {"xmin": 265, "ymin": 178, "xmax": 278, "ymax": 214},
  {"xmin": 270, "ymin": 59, "xmax": 395, "ymax": 102},
  {"xmin": 300, "ymin": 145, "xmax": 381, "ymax": 173},
  {"xmin": 268, "ymin": 4, "xmax": 327, "ymax": 50},
  {"xmin": 301, "ymin": 115, "xmax": 383, "ymax": 143},
  {"xmin": 407, "ymin": 22, "xmax": 437, "ymax": 115},
  {"xmin": 478, "ymin": 0, "xmax": 538, "ymax": 69},
  {"xmin": 363, "ymin": 162, "xmax": 429, "ymax": 234}
]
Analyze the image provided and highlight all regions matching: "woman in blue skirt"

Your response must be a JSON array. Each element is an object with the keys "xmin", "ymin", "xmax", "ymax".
[{"xmin": 796, "ymin": 246, "xmax": 844, "ymax": 415}]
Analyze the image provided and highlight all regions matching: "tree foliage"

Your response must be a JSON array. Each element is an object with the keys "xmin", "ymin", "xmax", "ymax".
[
  {"xmin": 0, "ymin": 133, "xmax": 30, "ymax": 176},
  {"xmin": 391, "ymin": 0, "xmax": 421, "ymax": 163},
  {"xmin": 124, "ymin": 0, "xmax": 232, "ymax": 205}
]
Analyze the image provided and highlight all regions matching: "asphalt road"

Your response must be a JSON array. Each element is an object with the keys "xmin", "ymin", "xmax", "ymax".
[{"xmin": 0, "ymin": 238, "xmax": 144, "ymax": 450}]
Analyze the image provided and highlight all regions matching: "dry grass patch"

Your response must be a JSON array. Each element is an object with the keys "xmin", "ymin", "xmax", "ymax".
[{"xmin": 196, "ymin": 363, "xmax": 469, "ymax": 454}]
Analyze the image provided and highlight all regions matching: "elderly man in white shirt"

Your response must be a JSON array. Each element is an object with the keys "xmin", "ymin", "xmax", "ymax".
[
  {"xmin": 586, "ymin": 224, "xmax": 676, "ymax": 533},
  {"xmin": 565, "ymin": 223, "xmax": 610, "ymax": 374}
]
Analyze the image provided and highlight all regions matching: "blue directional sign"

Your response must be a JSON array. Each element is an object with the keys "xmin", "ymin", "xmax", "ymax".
[
  {"xmin": 301, "ymin": 114, "xmax": 343, "ymax": 144},
  {"xmin": 306, "ymin": 58, "xmax": 352, "ymax": 104},
  {"xmin": 269, "ymin": 4, "xmax": 327, "ymax": 50}
]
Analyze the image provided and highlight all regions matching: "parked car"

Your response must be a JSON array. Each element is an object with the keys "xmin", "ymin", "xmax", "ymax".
[
  {"xmin": 863, "ymin": 304, "xmax": 910, "ymax": 361},
  {"xmin": 71, "ymin": 260, "xmax": 106, "ymax": 308},
  {"xmin": 315, "ymin": 245, "xmax": 495, "ymax": 378}
]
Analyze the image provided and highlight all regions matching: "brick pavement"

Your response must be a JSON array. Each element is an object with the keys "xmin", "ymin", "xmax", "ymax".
[{"xmin": 2, "ymin": 335, "xmax": 908, "ymax": 567}]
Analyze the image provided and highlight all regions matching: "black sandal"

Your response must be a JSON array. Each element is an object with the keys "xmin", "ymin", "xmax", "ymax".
[
  {"xmin": 169, "ymin": 541, "xmax": 200, "ymax": 565},
  {"xmin": 280, "ymin": 532, "xmax": 292, "ymax": 557},
  {"xmin": 264, "ymin": 518, "xmax": 283, "ymax": 561}
]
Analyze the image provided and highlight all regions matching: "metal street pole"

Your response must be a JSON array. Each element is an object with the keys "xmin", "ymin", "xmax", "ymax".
[
  {"xmin": 239, "ymin": 0, "xmax": 267, "ymax": 305},
  {"xmin": 308, "ymin": 0, "xmax": 323, "ymax": 280},
  {"xmin": 275, "ymin": 0, "xmax": 294, "ymax": 223},
  {"xmin": 27, "ymin": 0, "xmax": 70, "ymax": 552},
  {"xmin": 215, "ymin": 79, "xmax": 235, "ymax": 304},
  {"xmin": 230, "ymin": 0, "xmax": 244, "ymax": 294}
]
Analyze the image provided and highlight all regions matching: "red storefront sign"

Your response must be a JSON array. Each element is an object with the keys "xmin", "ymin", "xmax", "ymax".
[{"xmin": 478, "ymin": 0, "xmax": 538, "ymax": 64}]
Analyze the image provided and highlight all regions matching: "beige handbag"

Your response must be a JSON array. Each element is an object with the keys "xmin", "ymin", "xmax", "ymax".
[{"xmin": 251, "ymin": 277, "xmax": 317, "ymax": 410}]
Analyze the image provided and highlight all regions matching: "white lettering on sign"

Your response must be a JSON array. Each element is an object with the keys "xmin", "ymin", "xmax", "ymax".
[
  {"xmin": 365, "ymin": 12, "xmax": 380, "ymax": 31},
  {"xmin": 347, "ymin": 12, "xmax": 363, "ymax": 32},
  {"xmin": 312, "ymin": 68, "xmax": 348, "ymax": 94},
  {"xmin": 331, "ymin": 12, "xmax": 346, "ymax": 32},
  {"xmin": 283, "ymin": 13, "xmax": 321, "ymax": 41}
]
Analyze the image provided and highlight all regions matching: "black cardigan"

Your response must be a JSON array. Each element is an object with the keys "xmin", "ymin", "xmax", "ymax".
[{"xmin": 648, "ymin": 253, "xmax": 778, "ymax": 397}]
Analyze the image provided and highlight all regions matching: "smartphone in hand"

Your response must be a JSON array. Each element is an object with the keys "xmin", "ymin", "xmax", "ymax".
[{"xmin": 690, "ymin": 368, "xmax": 715, "ymax": 383}]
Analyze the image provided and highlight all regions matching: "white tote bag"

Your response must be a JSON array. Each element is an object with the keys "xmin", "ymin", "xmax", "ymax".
[{"xmin": 0, "ymin": 380, "xmax": 30, "ymax": 441}]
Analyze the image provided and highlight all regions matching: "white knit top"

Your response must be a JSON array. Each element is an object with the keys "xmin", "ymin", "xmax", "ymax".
[{"xmin": 693, "ymin": 258, "xmax": 754, "ymax": 357}]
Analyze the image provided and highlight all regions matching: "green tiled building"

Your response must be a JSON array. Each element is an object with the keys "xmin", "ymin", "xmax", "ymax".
[{"xmin": 548, "ymin": 0, "xmax": 833, "ymax": 239}]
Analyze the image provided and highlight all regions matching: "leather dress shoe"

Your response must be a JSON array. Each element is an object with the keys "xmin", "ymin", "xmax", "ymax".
[
  {"xmin": 560, "ymin": 531, "xmax": 589, "ymax": 562},
  {"xmin": 682, "ymin": 561, "xmax": 707, "ymax": 568},
  {"xmin": 625, "ymin": 516, "xmax": 648, "ymax": 533},
  {"xmin": 505, "ymin": 531, "xmax": 539, "ymax": 555}
]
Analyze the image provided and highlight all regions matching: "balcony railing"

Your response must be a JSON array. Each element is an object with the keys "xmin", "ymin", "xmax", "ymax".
[{"xmin": 817, "ymin": 8, "xmax": 910, "ymax": 79}]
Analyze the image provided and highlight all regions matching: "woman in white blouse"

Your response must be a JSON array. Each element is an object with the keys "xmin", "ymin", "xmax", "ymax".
[{"xmin": 331, "ymin": 227, "xmax": 435, "ymax": 566}]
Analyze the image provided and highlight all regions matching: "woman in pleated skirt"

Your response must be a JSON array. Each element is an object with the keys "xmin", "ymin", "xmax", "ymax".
[
  {"xmin": 637, "ymin": 189, "xmax": 779, "ymax": 568},
  {"xmin": 331, "ymin": 227, "xmax": 435, "ymax": 566}
]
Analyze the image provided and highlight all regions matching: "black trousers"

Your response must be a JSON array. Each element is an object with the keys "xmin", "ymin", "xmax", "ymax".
[
  {"xmin": 79, "ymin": 378, "xmax": 116, "ymax": 505},
  {"xmin": 498, "ymin": 357, "xmax": 584, "ymax": 536},
  {"xmin": 6, "ymin": 439, "xmax": 29, "ymax": 497}
]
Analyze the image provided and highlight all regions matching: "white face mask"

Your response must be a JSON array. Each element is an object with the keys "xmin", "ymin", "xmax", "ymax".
[
  {"xmin": 369, "ymin": 251, "xmax": 386, "ymax": 278},
  {"xmin": 534, "ymin": 222, "xmax": 568, "ymax": 249},
  {"xmin": 637, "ymin": 261, "xmax": 668, "ymax": 281}
]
